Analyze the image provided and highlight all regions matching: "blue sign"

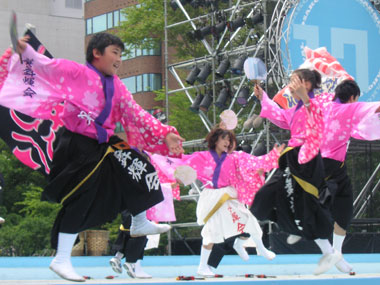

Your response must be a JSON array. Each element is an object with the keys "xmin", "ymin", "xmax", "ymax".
[{"xmin": 281, "ymin": 0, "xmax": 380, "ymax": 102}]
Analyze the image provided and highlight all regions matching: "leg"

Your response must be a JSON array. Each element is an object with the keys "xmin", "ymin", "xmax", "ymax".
[
  {"xmin": 109, "ymin": 251, "xmax": 124, "ymax": 274},
  {"xmin": 134, "ymin": 260, "xmax": 152, "ymax": 279},
  {"xmin": 49, "ymin": 233, "xmax": 85, "ymax": 282},
  {"xmin": 123, "ymin": 236, "xmax": 148, "ymax": 278},
  {"xmin": 197, "ymin": 243, "xmax": 215, "ymax": 277},
  {"xmin": 313, "ymin": 239, "xmax": 342, "ymax": 275}
]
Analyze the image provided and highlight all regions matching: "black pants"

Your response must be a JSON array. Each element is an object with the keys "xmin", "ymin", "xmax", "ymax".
[
  {"xmin": 250, "ymin": 147, "xmax": 334, "ymax": 240},
  {"xmin": 44, "ymin": 128, "xmax": 164, "ymax": 249},
  {"xmin": 323, "ymin": 158, "xmax": 353, "ymax": 230},
  {"xmin": 112, "ymin": 210, "xmax": 147, "ymax": 263},
  {"xmin": 207, "ymin": 233, "xmax": 250, "ymax": 268}
]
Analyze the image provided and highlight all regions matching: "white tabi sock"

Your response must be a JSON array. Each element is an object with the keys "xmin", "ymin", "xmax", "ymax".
[
  {"xmin": 333, "ymin": 234, "xmax": 353, "ymax": 273},
  {"xmin": 333, "ymin": 233, "xmax": 345, "ymax": 253},
  {"xmin": 197, "ymin": 246, "xmax": 214, "ymax": 276},
  {"xmin": 50, "ymin": 232, "xmax": 84, "ymax": 282},
  {"xmin": 251, "ymin": 236, "xmax": 276, "ymax": 260},
  {"xmin": 314, "ymin": 238, "xmax": 334, "ymax": 255}
]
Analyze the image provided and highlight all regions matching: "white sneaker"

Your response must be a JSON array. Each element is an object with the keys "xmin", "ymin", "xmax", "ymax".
[
  {"xmin": 233, "ymin": 238, "xmax": 249, "ymax": 261},
  {"xmin": 287, "ymin": 234, "xmax": 302, "ymax": 245},
  {"xmin": 314, "ymin": 249, "xmax": 342, "ymax": 275},
  {"xmin": 49, "ymin": 259, "xmax": 85, "ymax": 282},
  {"xmin": 130, "ymin": 220, "xmax": 171, "ymax": 237},
  {"xmin": 123, "ymin": 262, "xmax": 136, "ymax": 278},
  {"xmin": 109, "ymin": 257, "xmax": 122, "ymax": 274},
  {"xmin": 197, "ymin": 265, "xmax": 214, "ymax": 277},
  {"xmin": 134, "ymin": 261, "xmax": 152, "ymax": 279},
  {"xmin": 335, "ymin": 258, "xmax": 353, "ymax": 273}
]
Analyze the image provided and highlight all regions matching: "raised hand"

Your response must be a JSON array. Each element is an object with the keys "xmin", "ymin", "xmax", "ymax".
[
  {"xmin": 254, "ymin": 84, "xmax": 263, "ymax": 101},
  {"xmin": 165, "ymin": 132, "xmax": 185, "ymax": 155}
]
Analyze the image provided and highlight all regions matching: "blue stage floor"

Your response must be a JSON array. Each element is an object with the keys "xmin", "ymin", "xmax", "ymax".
[{"xmin": 0, "ymin": 254, "xmax": 379, "ymax": 284}]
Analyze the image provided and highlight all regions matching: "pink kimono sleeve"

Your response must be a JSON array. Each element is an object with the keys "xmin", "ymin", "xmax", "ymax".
[
  {"xmin": 298, "ymin": 99, "xmax": 324, "ymax": 164},
  {"xmin": 0, "ymin": 48, "xmax": 12, "ymax": 89},
  {"xmin": 232, "ymin": 149, "xmax": 280, "ymax": 206},
  {"xmin": 350, "ymin": 102, "xmax": 380, "ymax": 140},
  {"xmin": 0, "ymin": 44, "xmax": 77, "ymax": 119},
  {"xmin": 118, "ymin": 81, "xmax": 180, "ymax": 156},
  {"xmin": 260, "ymin": 92, "xmax": 291, "ymax": 130}
]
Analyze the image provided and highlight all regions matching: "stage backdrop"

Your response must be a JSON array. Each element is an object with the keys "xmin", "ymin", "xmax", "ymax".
[{"xmin": 281, "ymin": 0, "xmax": 380, "ymax": 102}]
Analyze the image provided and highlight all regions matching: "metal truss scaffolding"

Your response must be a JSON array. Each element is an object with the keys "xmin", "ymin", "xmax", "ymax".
[{"xmin": 163, "ymin": 0, "xmax": 380, "ymax": 254}]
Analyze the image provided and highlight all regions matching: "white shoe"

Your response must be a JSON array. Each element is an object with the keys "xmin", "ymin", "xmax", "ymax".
[
  {"xmin": 49, "ymin": 260, "xmax": 85, "ymax": 282},
  {"xmin": 233, "ymin": 238, "xmax": 249, "ymax": 261},
  {"xmin": 335, "ymin": 258, "xmax": 353, "ymax": 273},
  {"xmin": 130, "ymin": 220, "xmax": 171, "ymax": 237},
  {"xmin": 287, "ymin": 234, "xmax": 302, "ymax": 245},
  {"xmin": 257, "ymin": 247, "xmax": 276, "ymax": 260},
  {"xmin": 134, "ymin": 261, "xmax": 152, "ymax": 279},
  {"xmin": 123, "ymin": 262, "xmax": 136, "ymax": 278},
  {"xmin": 109, "ymin": 257, "xmax": 122, "ymax": 274},
  {"xmin": 197, "ymin": 265, "xmax": 214, "ymax": 277},
  {"xmin": 314, "ymin": 249, "xmax": 342, "ymax": 275}
]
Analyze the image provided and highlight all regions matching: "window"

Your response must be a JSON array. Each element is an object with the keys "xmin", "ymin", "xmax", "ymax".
[
  {"xmin": 122, "ymin": 77, "xmax": 136, "ymax": 94},
  {"xmin": 121, "ymin": 74, "xmax": 162, "ymax": 94},
  {"xmin": 86, "ymin": 18, "xmax": 92, "ymax": 35},
  {"xmin": 92, "ymin": 14, "xmax": 107, "ymax": 33},
  {"xmin": 113, "ymin": 10, "xmax": 120, "ymax": 27},
  {"xmin": 136, "ymin": 75, "xmax": 143, "ymax": 93},
  {"xmin": 66, "ymin": 0, "xmax": 82, "ymax": 9},
  {"xmin": 107, "ymin": 12, "xmax": 113, "ymax": 30}
]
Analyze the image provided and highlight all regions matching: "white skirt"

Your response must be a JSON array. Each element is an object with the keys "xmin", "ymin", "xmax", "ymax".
[{"xmin": 196, "ymin": 186, "xmax": 263, "ymax": 245}]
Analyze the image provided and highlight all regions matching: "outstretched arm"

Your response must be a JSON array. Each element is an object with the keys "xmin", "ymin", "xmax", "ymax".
[{"xmin": 255, "ymin": 85, "xmax": 291, "ymax": 130}]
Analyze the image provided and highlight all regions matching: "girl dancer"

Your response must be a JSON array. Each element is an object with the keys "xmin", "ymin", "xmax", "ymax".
[
  {"xmin": 251, "ymin": 69, "xmax": 340, "ymax": 275},
  {"xmin": 182, "ymin": 127, "xmax": 283, "ymax": 276}
]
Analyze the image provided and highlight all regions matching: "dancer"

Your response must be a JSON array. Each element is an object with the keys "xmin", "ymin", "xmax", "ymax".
[
  {"xmin": 180, "ymin": 127, "xmax": 283, "ymax": 276},
  {"xmin": 319, "ymin": 79, "xmax": 380, "ymax": 273},
  {"xmin": 0, "ymin": 33, "xmax": 184, "ymax": 282},
  {"xmin": 251, "ymin": 69, "xmax": 341, "ymax": 275}
]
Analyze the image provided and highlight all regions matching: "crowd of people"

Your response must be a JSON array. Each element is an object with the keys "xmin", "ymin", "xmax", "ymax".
[{"xmin": 0, "ymin": 31, "xmax": 378, "ymax": 282}]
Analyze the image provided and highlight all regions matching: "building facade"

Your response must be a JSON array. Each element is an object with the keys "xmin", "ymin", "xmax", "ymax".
[
  {"xmin": 0, "ymin": 0, "xmax": 85, "ymax": 63},
  {"xmin": 84, "ymin": 0, "xmax": 168, "ymax": 112}
]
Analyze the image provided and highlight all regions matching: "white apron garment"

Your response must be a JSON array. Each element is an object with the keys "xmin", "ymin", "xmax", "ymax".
[{"xmin": 196, "ymin": 186, "xmax": 263, "ymax": 245}]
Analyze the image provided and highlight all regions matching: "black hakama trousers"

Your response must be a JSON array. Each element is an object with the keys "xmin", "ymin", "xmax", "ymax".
[
  {"xmin": 42, "ymin": 128, "xmax": 164, "ymax": 249},
  {"xmin": 251, "ymin": 147, "xmax": 334, "ymax": 240}
]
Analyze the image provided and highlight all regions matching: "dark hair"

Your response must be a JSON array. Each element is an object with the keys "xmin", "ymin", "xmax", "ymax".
[
  {"xmin": 86, "ymin": 32, "xmax": 125, "ymax": 63},
  {"xmin": 205, "ymin": 127, "xmax": 236, "ymax": 152},
  {"xmin": 292, "ymin": 69, "xmax": 322, "ymax": 90},
  {"xmin": 333, "ymin": 79, "xmax": 361, "ymax": 103}
]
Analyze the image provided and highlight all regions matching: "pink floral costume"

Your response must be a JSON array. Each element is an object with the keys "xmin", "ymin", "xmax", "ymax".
[
  {"xmin": 182, "ymin": 149, "xmax": 279, "ymax": 245},
  {"xmin": 251, "ymin": 91, "xmax": 334, "ymax": 240},
  {"xmin": 0, "ymin": 44, "xmax": 180, "ymax": 249}
]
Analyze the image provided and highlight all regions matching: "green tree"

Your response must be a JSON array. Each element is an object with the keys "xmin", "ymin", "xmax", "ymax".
[{"xmin": 0, "ymin": 186, "xmax": 60, "ymax": 256}]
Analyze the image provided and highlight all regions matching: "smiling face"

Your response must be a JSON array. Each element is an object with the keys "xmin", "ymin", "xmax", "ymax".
[
  {"xmin": 92, "ymin": 44, "xmax": 122, "ymax": 76},
  {"xmin": 215, "ymin": 134, "xmax": 231, "ymax": 155}
]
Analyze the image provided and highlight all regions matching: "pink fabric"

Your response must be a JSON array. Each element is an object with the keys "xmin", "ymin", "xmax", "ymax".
[
  {"xmin": 149, "ymin": 153, "xmax": 182, "ymax": 200},
  {"xmin": 260, "ymin": 92, "xmax": 324, "ymax": 164},
  {"xmin": 317, "ymin": 94, "xmax": 380, "ymax": 161},
  {"xmin": 0, "ymin": 44, "xmax": 178, "ymax": 156},
  {"xmin": 303, "ymin": 47, "xmax": 353, "ymax": 80},
  {"xmin": 0, "ymin": 48, "xmax": 12, "ymax": 89},
  {"xmin": 146, "ymin": 183, "xmax": 176, "ymax": 222},
  {"xmin": 182, "ymin": 149, "xmax": 279, "ymax": 206}
]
